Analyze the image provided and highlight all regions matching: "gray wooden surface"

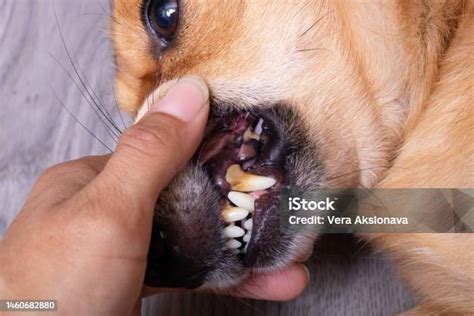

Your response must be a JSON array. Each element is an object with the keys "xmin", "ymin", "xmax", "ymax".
[{"xmin": 0, "ymin": 1, "xmax": 415, "ymax": 315}]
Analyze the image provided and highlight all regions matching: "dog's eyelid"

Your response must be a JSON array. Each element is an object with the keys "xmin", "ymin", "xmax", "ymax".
[{"xmin": 142, "ymin": 0, "xmax": 179, "ymax": 47}]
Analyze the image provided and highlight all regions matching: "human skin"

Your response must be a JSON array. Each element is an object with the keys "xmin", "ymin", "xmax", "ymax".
[{"xmin": 0, "ymin": 77, "xmax": 308, "ymax": 315}]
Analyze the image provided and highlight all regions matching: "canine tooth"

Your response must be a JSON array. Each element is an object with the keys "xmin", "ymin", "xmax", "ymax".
[
  {"xmin": 243, "ymin": 218, "xmax": 253, "ymax": 230},
  {"xmin": 226, "ymin": 239, "xmax": 242, "ymax": 249},
  {"xmin": 243, "ymin": 232, "xmax": 252, "ymax": 243},
  {"xmin": 225, "ymin": 164, "xmax": 245, "ymax": 184},
  {"xmin": 228, "ymin": 191, "xmax": 255, "ymax": 211},
  {"xmin": 254, "ymin": 118, "xmax": 264, "ymax": 135},
  {"xmin": 226, "ymin": 164, "xmax": 276, "ymax": 192},
  {"xmin": 232, "ymin": 249, "xmax": 240, "ymax": 254},
  {"xmin": 243, "ymin": 127, "xmax": 260, "ymax": 141},
  {"xmin": 235, "ymin": 175, "xmax": 276, "ymax": 192},
  {"xmin": 242, "ymin": 244, "xmax": 248, "ymax": 254},
  {"xmin": 222, "ymin": 206, "xmax": 249, "ymax": 222},
  {"xmin": 223, "ymin": 225, "xmax": 245, "ymax": 238}
]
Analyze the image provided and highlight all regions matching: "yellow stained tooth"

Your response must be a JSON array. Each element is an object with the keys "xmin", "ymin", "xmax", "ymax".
[
  {"xmin": 226, "ymin": 164, "xmax": 244, "ymax": 184},
  {"xmin": 222, "ymin": 206, "xmax": 249, "ymax": 222},
  {"xmin": 226, "ymin": 164, "xmax": 276, "ymax": 192},
  {"xmin": 244, "ymin": 127, "xmax": 260, "ymax": 141},
  {"xmin": 228, "ymin": 191, "xmax": 255, "ymax": 211}
]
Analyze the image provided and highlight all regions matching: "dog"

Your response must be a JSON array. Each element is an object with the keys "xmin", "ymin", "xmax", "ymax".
[{"xmin": 111, "ymin": 0, "xmax": 474, "ymax": 314}]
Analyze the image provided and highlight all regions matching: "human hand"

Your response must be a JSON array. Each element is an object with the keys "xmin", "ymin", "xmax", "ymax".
[{"xmin": 0, "ymin": 77, "xmax": 308, "ymax": 315}]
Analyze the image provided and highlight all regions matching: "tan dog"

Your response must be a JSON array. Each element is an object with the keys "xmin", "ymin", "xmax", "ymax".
[{"xmin": 111, "ymin": 0, "xmax": 473, "ymax": 314}]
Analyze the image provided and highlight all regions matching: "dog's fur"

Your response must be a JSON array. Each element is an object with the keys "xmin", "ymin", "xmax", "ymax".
[{"xmin": 111, "ymin": 0, "xmax": 473, "ymax": 314}]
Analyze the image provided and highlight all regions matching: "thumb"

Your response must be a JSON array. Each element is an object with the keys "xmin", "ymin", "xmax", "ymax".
[{"xmin": 93, "ymin": 76, "xmax": 209, "ymax": 211}]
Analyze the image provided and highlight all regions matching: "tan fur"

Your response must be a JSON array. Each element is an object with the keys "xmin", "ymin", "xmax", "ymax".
[
  {"xmin": 111, "ymin": 0, "xmax": 473, "ymax": 313},
  {"xmin": 366, "ymin": 5, "xmax": 474, "ymax": 314}
]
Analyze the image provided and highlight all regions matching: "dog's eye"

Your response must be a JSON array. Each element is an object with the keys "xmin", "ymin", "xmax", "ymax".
[{"xmin": 146, "ymin": 0, "xmax": 179, "ymax": 43}]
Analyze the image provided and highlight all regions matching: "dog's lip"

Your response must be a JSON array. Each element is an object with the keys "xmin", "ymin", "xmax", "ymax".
[
  {"xmin": 245, "ymin": 191, "xmax": 279, "ymax": 265},
  {"xmin": 197, "ymin": 109, "xmax": 288, "ymax": 266},
  {"xmin": 144, "ymin": 104, "xmax": 316, "ymax": 288}
]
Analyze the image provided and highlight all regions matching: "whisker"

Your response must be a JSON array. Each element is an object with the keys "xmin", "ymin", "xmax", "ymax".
[
  {"xmin": 48, "ymin": 52, "xmax": 120, "ymax": 142},
  {"xmin": 77, "ymin": 64, "xmax": 122, "ymax": 135},
  {"xmin": 86, "ymin": 0, "xmax": 128, "ymax": 131},
  {"xmin": 51, "ymin": 88, "xmax": 113, "ymax": 152},
  {"xmin": 299, "ymin": 9, "xmax": 335, "ymax": 38},
  {"xmin": 52, "ymin": 2, "xmax": 122, "ymax": 138},
  {"xmin": 112, "ymin": 85, "xmax": 127, "ymax": 130}
]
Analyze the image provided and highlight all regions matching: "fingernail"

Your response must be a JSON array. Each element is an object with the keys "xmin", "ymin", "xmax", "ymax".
[
  {"xmin": 150, "ymin": 76, "xmax": 209, "ymax": 122},
  {"xmin": 301, "ymin": 264, "xmax": 310, "ymax": 282}
]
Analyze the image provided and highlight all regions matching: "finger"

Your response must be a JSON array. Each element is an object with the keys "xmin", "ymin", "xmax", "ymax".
[
  {"xmin": 228, "ymin": 264, "xmax": 310, "ymax": 301},
  {"xmin": 26, "ymin": 155, "xmax": 110, "ymax": 207},
  {"xmin": 141, "ymin": 264, "xmax": 310, "ymax": 301},
  {"xmin": 88, "ymin": 76, "xmax": 209, "ymax": 213}
]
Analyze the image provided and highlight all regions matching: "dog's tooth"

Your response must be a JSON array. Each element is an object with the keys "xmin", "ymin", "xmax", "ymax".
[
  {"xmin": 226, "ymin": 164, "xmax": 276, "ymax": 192},
  {"xmin": 241, "ymin": 244, "xmax": 248, "ymax": 254},
  {"xmin": 243, "ymin": 232, "xmax": 252, "ymax": 243},
  {"xmin": 223, "ymin": 225, "xmax": 245, "ymax": 238},
  {"xmin": 243, "ymin": 218, "xmax": 253, "ymax": 230},
  {"xmin": 222, "ymin": 206, "xmax": 249, "ymax": 222},
  {"xmin": 254, "ymin": 118, "xmax": 264, "ymax": 135},
  {"xmin": 243, "ymin": 127, "xmax": 260, "ymax": 141},
  {"xmin": 232, "ymin": 249, "xmax": 241, "ymax": 254},
  {"xmin": 235, "ymin": 175, "xmax": 276, "ymax": 192},
  {"xmin": 228, "ymin": 191, "xmax": 255, "ymax": 211},
  {"xmin": 226, "ymin": 239, "xmax": 242, "ymax": 249},
  {"xmin": 225, "ymin": 164, "xmax": 245, "ymax": 184}
]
